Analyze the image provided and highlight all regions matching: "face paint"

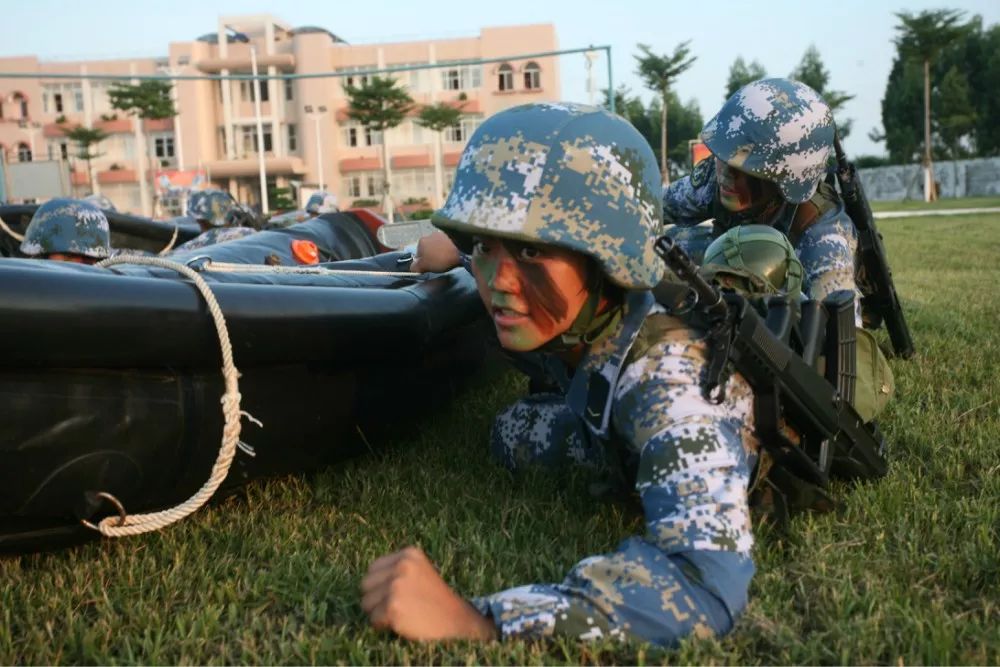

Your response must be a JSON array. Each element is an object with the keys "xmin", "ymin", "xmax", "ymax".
[
  {"xmin": 470, "ymin": 236, "xmax": 590, "ymax": 352},
  {"xmin": 45, "ymin": 252, "xmax": 92, "ymax": 264},
  {"xmin": 716, "ymin": 158, "xmax": 757, "ymax": 212}
]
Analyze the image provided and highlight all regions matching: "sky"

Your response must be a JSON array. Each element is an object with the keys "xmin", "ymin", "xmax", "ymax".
[{"xmin": 2, "ymin": 0, "xmax": 998, "ymax": 158}]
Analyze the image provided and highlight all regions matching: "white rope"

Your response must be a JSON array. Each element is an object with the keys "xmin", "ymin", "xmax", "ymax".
[
  {"xmin": 83, "ymin": 255, "xmax": 260, "ymax": 537},
  {"xmin": 0, "ymin": 216, "xmax": 25, "ymax": 242},
  {"xmin": 157, "ymin": 223, "xmax": 180, "ymax": 255},
  {"xmin": 201, "ymin": 260, "xmax": 419, "ymax": 278}
]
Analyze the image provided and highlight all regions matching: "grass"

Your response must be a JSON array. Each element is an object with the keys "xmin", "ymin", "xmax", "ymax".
[
  {"xmin": 870, "ymin": 195, "xmax": 1000, "ymax": 212},
  {"xmin": 3, "ymin": 213, "xmax": 1000, "ymax": 664}
]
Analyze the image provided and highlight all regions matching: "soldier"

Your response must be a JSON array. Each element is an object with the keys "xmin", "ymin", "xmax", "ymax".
[
  {"xmin": 361, "ymin": 102, "xmax": 759, "ymax": 646},
  {"xmin": 171, "ymin": 188, "xmax": 257, "ymax": 252},
  {"xmin": 82, "ymin": 193, "xmax": 117, "ymax": 212},
  {"xmin": 305, "ymin": 190, "xmax": 339, "ymax": 216},
  {"xmin": 663, "ymin": 78, "xmax": 860, "ymax": 321},
  {"xmin": 19, "ymin": 197, "xmax": 111, "ymax": 264}
]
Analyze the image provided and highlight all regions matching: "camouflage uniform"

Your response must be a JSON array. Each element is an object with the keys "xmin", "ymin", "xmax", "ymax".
[
  {"xmin": 663, "ymin": 79, "xmax": 860, "ymax": 318},
  {"xmin": 172, "ymin": 189, "xmax": 256, "ymax": 252},
  {"xmin": 19, "ymin": 197, "xmax": 111, "ymax": 259},
  {"xmin": 432, "ymin": 102, "xmax": 758, "ymax": 647}
]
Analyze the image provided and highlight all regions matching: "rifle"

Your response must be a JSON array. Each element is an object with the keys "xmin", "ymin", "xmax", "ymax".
[
  {"xmin": 654, "ymin": 235, "xmax": 888, "ymax": 488},
  {"xmin": 832, "ymin": 135, "xmax": 915, "ymax": 359}
]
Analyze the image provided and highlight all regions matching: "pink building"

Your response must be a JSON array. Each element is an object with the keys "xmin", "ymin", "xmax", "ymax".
[{"xmin": 0, "ymin": 15, "xmax": 560, "ymax": 214}]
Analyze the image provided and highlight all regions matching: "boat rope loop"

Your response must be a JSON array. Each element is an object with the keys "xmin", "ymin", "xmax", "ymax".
[
  {"xmin": 83, "ymin": 255, "xmax": 259, "ymax": 538},
  {"xmin": 158, "ymin": 223, "xmax": 180, "ymax": 255},
  {"xmin": 201, "ymin": 260, "xmax": 420, "ymax": 278},
  {"xmin": 0, "ymin": 216, "xmax": 25, "ymax": 242}
]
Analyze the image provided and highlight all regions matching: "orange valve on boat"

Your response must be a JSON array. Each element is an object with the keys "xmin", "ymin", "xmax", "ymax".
[{"xmin": 291, "ymin": 239, "xmax": 320, "ymax": 265}]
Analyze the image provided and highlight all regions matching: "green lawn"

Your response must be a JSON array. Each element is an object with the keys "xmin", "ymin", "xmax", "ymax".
[
  {"xmin": 2, "ymin": 213, "xmax": 999, "ymax": 665},
  {"xmin": 870, "ymin": 195, "xmax": 1000, "ymax": 212}
]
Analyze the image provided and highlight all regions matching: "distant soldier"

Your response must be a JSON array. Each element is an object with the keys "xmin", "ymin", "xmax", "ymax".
[
  {"xmin": 171, "ymin": 189, "xmax": 257, "ymax": 252},
  {"xmin": 305, "ymin": 190, "xmax": 339, "ymax": 216},
  {"xmin": 663, "ymin": 78, "xmax": 860, "ymax": 321},
  {"xmin": 82, "ymin": 193, "xmax": 117, "ymax": 212},
  {"xmin": 19, "ymin": 198, "xmax": 111, "ymax": 265}
]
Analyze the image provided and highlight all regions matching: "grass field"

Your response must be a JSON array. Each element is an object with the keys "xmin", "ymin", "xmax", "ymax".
[
  {"xmin": 2, "ymin": 214, "xmax": 999, "ymax": 665},
  {"xmin": 870, "ymin": 195, "xmax": 1000, "ymax": 212}
]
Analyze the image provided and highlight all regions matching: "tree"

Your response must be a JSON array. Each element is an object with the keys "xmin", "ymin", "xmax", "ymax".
[
  {"xmin": 790, "ymin": 45, "xmax": 855, "ymax": 139},
  {"xmin": 416, "ymin": 102, "xmax": 463, "ymax": 208},
  {"xmin": 60, "ymin": 125, "xmax": 108, "ymax": 194},
  {"xmin": 603, "ymin": 86, "xmax": 702, "ymax": 178},
  {"xmin": 108, "ymin": 80, "xmax": 176, "ymax": 216},
  {"xmin": 268, "ymin": 186, "xmax": 296, "ymax": 211},
  {"xmin": 725, "ymin": 57, "xmax": 767, "ymax": 98},
  {"xmin": 934, "ymin": 65, "xmax": 977, "ymax": 159},
  {"xmin": 893, "ymin": 9, "xmax": 968, "ymax": 200},
  {"xmin": 635, "ymin": 42, "xmax": 696, "ymax": 185},
  {"xmin": 344, "ymin": 75, "xmax": 414, "ymax": 222}
]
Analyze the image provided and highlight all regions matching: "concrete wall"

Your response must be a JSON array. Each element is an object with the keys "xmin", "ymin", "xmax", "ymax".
[{"xmin": 859, "ymin": 157, "xmax": 1000, "ymax": 200}]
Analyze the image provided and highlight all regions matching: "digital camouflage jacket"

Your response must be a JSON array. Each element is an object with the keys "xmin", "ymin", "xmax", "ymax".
[{"xmin": 471, "ymin": 289, "xmax": 758, "ymax": 645}]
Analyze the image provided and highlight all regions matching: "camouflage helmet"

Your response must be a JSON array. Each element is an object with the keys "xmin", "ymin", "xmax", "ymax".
[
  {"xmin": 432, "ymin": 102, "xmax": 664, "ymax": 289},
  {"xmin": 82, "ymin": 193, "xmax": 117, "ymax": 212},
  {"xmin": 700, "ymin": 78, "xmax": 834, "ymax": 204},
  {"xmin": 305, "ymin": 190, "xmax": 338, "ymax": 214},
  {"xmin": 186, "ymin": 189, "xmax": 236, "ymax": 227},
  {"xmin": 701, "ymin": 224, "xmax": 803, "ymax": 298},
  {"xmin": 19, "ymin": 198, "xmax": 111, "ymax": 259}
]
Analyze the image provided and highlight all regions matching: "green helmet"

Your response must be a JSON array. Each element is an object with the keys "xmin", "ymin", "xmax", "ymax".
[
  {"xmin": 701, "ymin": 78, "xmax": 834, "ymax": 204},
  {"xmin": 701, "ymin": 224, "xmax": 803, "ymax": 298},
  {"xmin": 19, "ymin": 198, "xmax": 111, "ymax": 259},
  {"xmin": 432, "ymin": 102, "xmax": 664, "ymax": 289}
]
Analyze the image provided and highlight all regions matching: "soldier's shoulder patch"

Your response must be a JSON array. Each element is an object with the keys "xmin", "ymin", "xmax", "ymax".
[{"xmin": 691, "ymin": 158, "xmax": 713, "ymax": 189}]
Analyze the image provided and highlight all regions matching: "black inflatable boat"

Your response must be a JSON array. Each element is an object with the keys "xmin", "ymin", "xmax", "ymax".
[{"xmin": 0, "ymin": 214, "xmax": 489, "ymax": 552}]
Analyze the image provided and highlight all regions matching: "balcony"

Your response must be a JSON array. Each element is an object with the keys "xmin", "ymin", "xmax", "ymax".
[
  {"xmin": 98, "ymin": 168, "xmax": 138, "ymax": 184},
  {"xmin": 195, "ymin": 53, "xmax": 296, "ymax": 74}
]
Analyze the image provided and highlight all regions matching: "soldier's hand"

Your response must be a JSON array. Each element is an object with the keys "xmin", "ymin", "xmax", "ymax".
[
  {"xmin": 410, "ymin": 231, "xmax": 461, "ymax": 273},
  {"xmin": 360, "ymin": 546, "xmax": 497, "ymax": 641}
]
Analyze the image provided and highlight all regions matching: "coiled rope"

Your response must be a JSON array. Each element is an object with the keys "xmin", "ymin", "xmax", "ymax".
[
  {"xmin": 83, "ymin": 255, "xmax": 260, "ymax": 537},
  {"xmin": 0, "ymin": 217, "xmax": 25, "ymax": 242}
]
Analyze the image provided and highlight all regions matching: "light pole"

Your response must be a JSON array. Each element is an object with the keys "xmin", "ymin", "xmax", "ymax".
[
  {"xmin": 304, "ymin": 104, "xmax": 328, "ymax": 192},
  {"xmin": 228, "ymin": 27, "xmax": 269, "ymax": 214},
  {"xmin": 584, "ymin": 50, "xmax": 598, "ymax": 106}
]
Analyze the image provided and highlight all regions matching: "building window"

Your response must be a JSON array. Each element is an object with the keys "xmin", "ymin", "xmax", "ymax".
[
  {"xmin": 444, "ymin": 123, "xmax": 464, "ymax": 143},
  {"xmin": 240, "ymin": 80, "xmax": 269, "ymax": 103},
  {"xmin": 49, "ymin": 141, "xmax": 68, "ymax": 160},
  {"xmin": 444, "ymin": 116, "xmax": 482, "ymax": 143},
  {"xmin": 17, "ymin": 143, "xmax": 31, "ymax": 162},
  {"xmin": 524, "ymin": 62, "xmax": 541, "ymax": 90},
  {"xmin": 54, "ymin": 93, "xmax": 64, "ymax": 114},
  {"xmin": 346, "ymin": 126, "xmax": 358, "ymax": 148},
  {"xmin": 345, "ymin": 175, "xmax": 362, "ymax": 198},
  {"xmin": 443, "ymin": 68, "xmax": 461, "ymax": 91},
  {"xmin": 154, "ymin": 136, "xmax": 175, "ymax": 158},
  {"xmin": 440, "ymin": 65, "xmax": 482, "ymax": 92},
  {"xmin": 258, "ymin": 80, "xmax": 269, "ymax": 103},
  {"xmin": 365, "ymin": 126, "xmax": 382, "ymax": 146},
  {"xmin": 287, "ymin": 124, "xmax": 297, "ymax": 152},
  {"xmin": 284, "ymin": 79, "xmax": 294, "ymax": 101},
  {"xmin": 366, "ymin": 173, "xmax": 383, "ymax": 197},
  {"xmin": 498, "ymin": 64, "xmax": 514, "ymax": 91},
  {"xmin": 14, "ymin": 93, "xmax": 29, "ymax": 119},
  {"xmin": 240, "ymin": 124, "xmax": 273, "ymax": 155},
  {"xmin": 74, "ymin": 89, "xmax": 84, "ymax": 112}
]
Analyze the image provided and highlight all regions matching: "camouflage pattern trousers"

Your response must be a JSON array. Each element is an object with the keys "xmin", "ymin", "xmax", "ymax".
[{"xmin": 474, "ymin": 392, "xmax": 753, "ymax": 645}]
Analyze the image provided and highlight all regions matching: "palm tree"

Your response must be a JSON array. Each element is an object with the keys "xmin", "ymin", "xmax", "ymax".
[
  {"xmin": 893, "ymin": 9, "xmax": 967, "ymax": 201},
  {"xmin": 60, "ymin": 125, "xmax": 108, "ymax": 194},
  {"xmin": 416, "ymin": 102, "xmax": 463, "ymax": 208},
  {"xmin": 344, "ymin": 76, "xmax": 414, "ymax": 222},
  {"xmin": 635, "ymin": 42, "xmax": 696, "ymax": 185},
  {"xmin": 108, "ymin": 80, "xmax": 176, "ymax": 215}
]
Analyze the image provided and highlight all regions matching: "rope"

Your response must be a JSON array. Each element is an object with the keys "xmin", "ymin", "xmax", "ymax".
[
  {"xmin": 201, "ymin": 260, "xmax": 419, "ymax": 278},
  {"xmin": 0, "ymin": 216, "xmax": 25, "ymax": 242},
  {"xmin": 83, "ymin": 255, "xmax": 259, "ymax": 537},
  {"xmin": 158, "ymin": 223, "xmax": 180, "ymax": 255}
]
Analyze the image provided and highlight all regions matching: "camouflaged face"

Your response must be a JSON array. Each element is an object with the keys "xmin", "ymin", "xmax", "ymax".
[
  {"xmin": 305, "ymin": 191, "xmax": 338, "ymax": 214},
  {"xmin": 82, "ymin": 193, "xmax": 117, "ymax": 212},
  {"xmin": 20, "ymin": 198, "xmax": 110, "ymax": 258},
  {"xmin": 433, "ymin": 102, "xmax": 665, "ymax": 289},
  {"xmin": 701, "ymin": 78, "xmax": 834, "ymax": 204},
  {"xmin": 186, "ymin": 189, "xmax": 236, "ymax": 227}
]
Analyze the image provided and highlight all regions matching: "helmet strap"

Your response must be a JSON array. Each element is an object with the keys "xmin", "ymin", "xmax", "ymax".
[{"xmin": 539, "ymin": 274, "xmax": 622, "ymax": 354}]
